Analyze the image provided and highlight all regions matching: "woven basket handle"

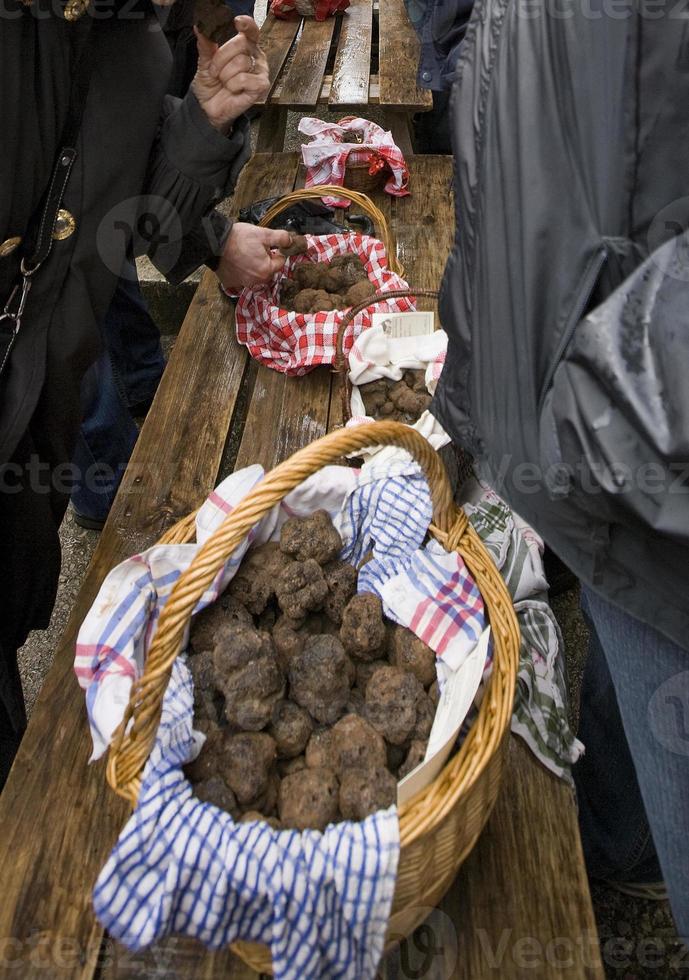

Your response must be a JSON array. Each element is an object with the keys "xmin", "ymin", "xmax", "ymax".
[
  {"xmin": 335, "ymin": 288, "xmax": 440, "ymax": 423},
  {"xmin": 257, "ymin": 185, "xmax": 403, "ymax": 277},
  {"xmin": 107, "ymin": 421, "xmax": 461, "ymax": 804}
]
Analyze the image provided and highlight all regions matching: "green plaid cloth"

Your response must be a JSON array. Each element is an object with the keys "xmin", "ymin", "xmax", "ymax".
[{"xmin": 463, "ymin": 481, "xmax": 583, "ymax": 780}]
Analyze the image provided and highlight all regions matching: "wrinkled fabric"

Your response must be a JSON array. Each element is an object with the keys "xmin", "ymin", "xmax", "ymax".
[
  {"xmin": 404, "ymin": 0, "xmax": 472, "ymax": 90},
  {"xmin": 433, "ymin": 0, "xmax": 689, "ymax": 648},
  {"xmin": 462, "ymin": 480, "xmax": 582, "ymax": 777},
  {"xmin": 93, "ymin": 659, "xmax": 399, "ymax": 980}
]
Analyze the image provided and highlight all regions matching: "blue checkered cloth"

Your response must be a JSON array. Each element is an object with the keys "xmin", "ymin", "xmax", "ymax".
[
  {"xmin": 340, "ymin": 459, "xmax": 433, "ymax": 589},
  {"xmin": 94, "ymin": 659, "xmax": 400, "ymax": 978}
]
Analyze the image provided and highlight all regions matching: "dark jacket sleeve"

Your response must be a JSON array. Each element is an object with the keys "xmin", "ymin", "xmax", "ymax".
[
  {"xmin": 406, "ymin": 0, "xmax": 473, "ymax": 90},
  {"xmin": 135, "ymin": 90, "xmax": 250, "ymax": 282}
]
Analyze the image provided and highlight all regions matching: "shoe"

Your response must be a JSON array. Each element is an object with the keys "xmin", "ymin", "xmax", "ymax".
[
  {"xmin": 71, "ymin": 508, "xmax": 107, "ymax": 531},
  {"xmin": 604, "ymin": 880, "xmax": 668, "ymax": 901}
]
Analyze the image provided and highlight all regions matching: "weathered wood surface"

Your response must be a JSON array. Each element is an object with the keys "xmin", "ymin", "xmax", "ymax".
[
  {"xmin": 0, "ymin": 154, "xmax": 602, "ymax": 980},
  {"xmin": 329, "ymin": 0, "xmax": 373, "ymax": 107},
  {"xmin": 278, "ymin": 16, "xmax": 337, "ymax": 108},
  {"xmin": 378, "ymin": 0, "xmax": 432, "ymax": 109},
  {"xmin": 257, "ymin": 0, "xmax": 431, "ymax": 111},
  {"xmin": 382, "ymin": 741, "xmax": 605, "ymax": 979}
]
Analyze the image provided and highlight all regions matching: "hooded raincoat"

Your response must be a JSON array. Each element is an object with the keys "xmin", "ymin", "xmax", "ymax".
[{"xmin": 433, "ymin": 0, "xmax": 689, "ymax": 647}]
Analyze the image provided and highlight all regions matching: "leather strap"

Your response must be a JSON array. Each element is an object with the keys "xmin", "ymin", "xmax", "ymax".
[
  {"xmin": 24, "ymin": 20, "xmax": 96, "ymax": 271},
  {"xmin": 0, "ymin": 18, "xmax": 96, "ymax": 378}
]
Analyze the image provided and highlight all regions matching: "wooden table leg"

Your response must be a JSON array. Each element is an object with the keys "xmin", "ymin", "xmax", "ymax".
[
  {"xmin": 388, "ymin": 110, "xmax": 415, "ymax": 156},
  {"xmin": 256, "ymin": 106, "xmax": 289, "ymax": 152}
]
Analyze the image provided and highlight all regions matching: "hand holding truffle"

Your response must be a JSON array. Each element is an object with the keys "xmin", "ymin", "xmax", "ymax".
[
  {"xmin": 193, "ymin": 16, "xmax": 270, "ymax": 132},
  {"xmin": 216, "ymin": 222, "xmax": 291, "ymax": 291}
]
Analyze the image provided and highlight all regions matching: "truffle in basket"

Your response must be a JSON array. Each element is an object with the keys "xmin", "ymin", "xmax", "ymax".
[
  {"xmin": 279, "ymin": 251, "xmax": 375, "ymax": 313},
  {"xmin": 184, "ymin": 510, "xmax": 439, "ymax": 831},
  {"xmin": 359, "ymin": 370, "xmax": 433, "ymax": 425}
]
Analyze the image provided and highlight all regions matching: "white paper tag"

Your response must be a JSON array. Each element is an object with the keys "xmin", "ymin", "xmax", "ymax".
[
  {"xmin": 397, "ymin": 627, "xmax": 491, "ymax": 806},
  {"xmin": 372, "ymin": 311, "xmax": 435, "ymax": 338}
]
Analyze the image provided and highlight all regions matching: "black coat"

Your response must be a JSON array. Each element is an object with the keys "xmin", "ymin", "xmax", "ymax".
[
  {"xmin": 433, "ymin": 0, "xmax": 689, "ymax": 648},
  {"xmin": 0, "ymin": 0, "xmax": 248, "ymax": 655}
]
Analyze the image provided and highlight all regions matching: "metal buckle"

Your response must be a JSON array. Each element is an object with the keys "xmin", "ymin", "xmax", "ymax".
[{"xmin": 0, "ymin": 274, "xmax": 33, "ymax": 339}]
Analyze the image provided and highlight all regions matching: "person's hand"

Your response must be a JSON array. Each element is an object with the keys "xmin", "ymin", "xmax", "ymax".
[
  {"xmin": 192, "ymin": 16, "xmax": 270, "ymax": 132},
  {"xmin": 216, "ymin": 223, "xmax": 292, "ymax": 291}
]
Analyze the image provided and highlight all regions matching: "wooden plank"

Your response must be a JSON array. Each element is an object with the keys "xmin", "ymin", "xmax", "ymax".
[
  {"xmin": 256, "ymin": 12, "xmax": 301, "ymax": 105},
  {"xmin": 255, "ymin": 105, "xmax": 288, "ymax": 152},
  {"xmin": 390, "ymin": 739, "xmax": 605, "ymax": 979},
  {"xmin": 387, "ymin": 154, "xmax": 454, "ymax": 291},
  {"xmin": 329, "ymin": 0, "xmax": 373, "ymax": 108},
  {"xmin": 389, "ymin": 109, "xmax": 415, "ymax": 155},
  {"xmin": 277, "ymin": 72, "xmax": 380, "ymax": 106},
  {"xmin": 235, "ymin": 365, "xmax": 333, "ymax": 472},
  {"xmin": 99, "ymin": 937, "xmax": 258, "ymax": 980},
  {"xmin": 378, "ymin": 0, "xmax": 432, "ymax": 109},
  {"xmin": 0, "ymin": 273, "xmax": 249, "ymax": 980},
  {"xmin": 381, "ymin": 742, "xmax": 604, "ymax": 978},
  {"xmin": 277, "ymin": 16, "xmax": 336, "ymax": 108}
]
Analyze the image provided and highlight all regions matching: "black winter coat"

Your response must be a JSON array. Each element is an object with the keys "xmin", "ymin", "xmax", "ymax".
[
  {"xmin": 433, "ymin": 0, "xmax": 689, "ymax": 648},
  {"xmin": 0, "ymin": 0, "xmax": 248, "ymax": 658}
]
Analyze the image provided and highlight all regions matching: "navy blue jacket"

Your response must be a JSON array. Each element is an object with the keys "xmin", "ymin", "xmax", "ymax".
[{"xmin": 405, "ymin": 0, "xmax": 473, "ymax": 91}]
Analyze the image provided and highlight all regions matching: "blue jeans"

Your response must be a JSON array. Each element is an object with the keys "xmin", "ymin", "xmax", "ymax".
[
  {"xmin": 575, "ymin": 587, "xmax": 689, "ymax": 940},
  {"xmin": 71, "ymin": 265, "xmax": 165, "ymax": 521}
]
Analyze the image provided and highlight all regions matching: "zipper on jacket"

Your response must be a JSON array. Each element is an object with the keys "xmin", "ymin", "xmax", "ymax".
[{"xmin": 537, "ymin": 246, "xmax": 607, "ymax": 417}]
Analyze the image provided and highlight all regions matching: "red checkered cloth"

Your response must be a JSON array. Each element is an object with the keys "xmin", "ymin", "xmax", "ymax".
[
  {"xmin": 234, "ymin": 234, "xmax": 414, "ymax": 376},
  {"xmin": 270, "ymin": 0, "xmax": 350, "ymax": 19},
  {"xmin": 299, "ymin": 116, "xmax": 410, "ymax": 207}
]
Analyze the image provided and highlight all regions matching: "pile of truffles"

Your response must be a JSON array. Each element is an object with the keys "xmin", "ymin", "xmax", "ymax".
[
  {"xmin": 359, "ymin": 369, "xmax": 432, "ymax": 424},
  {"xmin": 279, "ymin": 251, "xmax": 376, "ymax": 314},
  {"xmin": 185, "ymin": 510, "xmax": 439, "ymax": 831}
]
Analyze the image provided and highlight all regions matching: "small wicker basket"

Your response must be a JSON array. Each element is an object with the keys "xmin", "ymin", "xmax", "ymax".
[
  {"xmin": 257, "ymin": 184, "xmax": 404, "ymax": 276},
  {"xmin": 105, "ymin": 422, "xmax": 520, "ymax": 974},
  {"xmin": 335, "ymin": 288, "xmax": 440, "ymax": 422},
  {"xmin": 342, "ymin": 157, "xmax": 389, "ymax": 195}
]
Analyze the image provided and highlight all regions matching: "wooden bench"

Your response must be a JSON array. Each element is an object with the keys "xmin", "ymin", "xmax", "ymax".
[
  {"xmin": 0, "ymin": 154, "xmax": 604, "ymax": 980},
  {"xmin": 254, "ymin": 0, "xmax": 431, "ymax": 152}
]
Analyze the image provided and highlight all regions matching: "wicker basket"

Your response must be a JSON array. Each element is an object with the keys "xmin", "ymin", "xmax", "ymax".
[
  {"xmin": 257, "ymin": 185, "xmax": 404, "ymax": 277},
  {"xmin": 335, "ymin": 288, "xmax": 440, "ymax": 422},
  {"xmin": 342, "ymin": 158, "xmax": 389, "ymax": 195},
  {"xmin": 106, "ymin": 422, "xmax": 520, "ymax": 973}
]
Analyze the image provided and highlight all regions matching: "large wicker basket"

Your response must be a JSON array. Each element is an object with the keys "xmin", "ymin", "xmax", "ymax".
[{"xmin": 106, "ymin": 422, "xmax": 520, "ymax": 973}]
